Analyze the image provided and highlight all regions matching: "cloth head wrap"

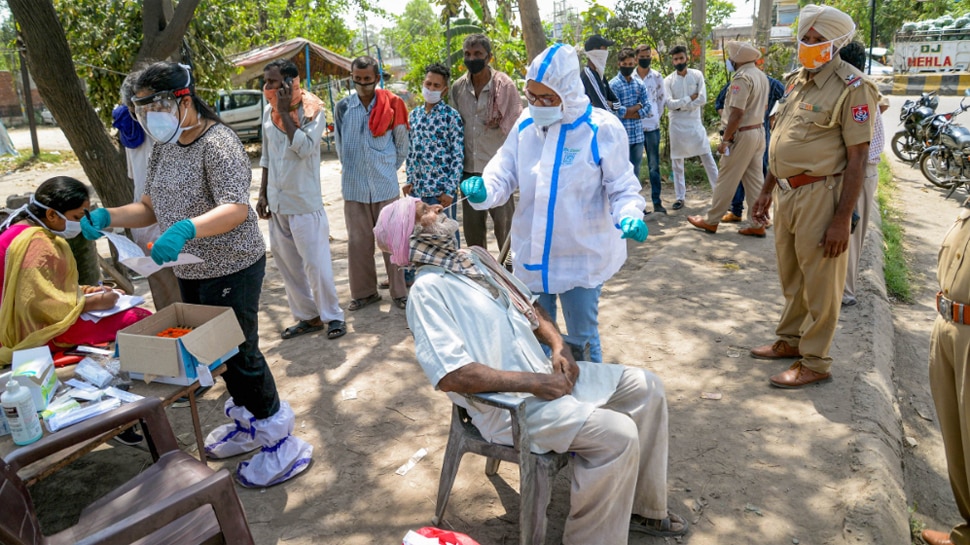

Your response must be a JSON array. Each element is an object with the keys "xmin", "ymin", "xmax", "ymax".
[
  {"xmin": 111, "ymin": 104, "xmax": 146, "ymax": 149},
  {"xmin": 726, "ymin": 41, "xmax": 761, "ymax": 64},
  {"xmin": 374, "ymin": 197, "xmax": 419, "ymax": 266},
  {"xmin": 797, "ymin": 4, "xmax": 855, "ymax": 47},
  {"xmin": 526, "ymin": 43, "xmax": 591, "ymax": 122}
]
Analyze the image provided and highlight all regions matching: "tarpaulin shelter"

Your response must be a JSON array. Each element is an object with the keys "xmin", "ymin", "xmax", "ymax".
[{"xmin": 230, "ymin": 38, "xmax": 352, "ymax": 88}]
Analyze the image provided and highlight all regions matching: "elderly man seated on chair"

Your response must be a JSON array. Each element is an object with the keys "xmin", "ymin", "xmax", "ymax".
[{"xmin": 373, "ymin": 197, "xmax": 688, "ymax": 544}]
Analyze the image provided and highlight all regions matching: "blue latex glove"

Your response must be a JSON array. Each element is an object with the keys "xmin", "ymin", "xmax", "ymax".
[
  {"xmin": 460, "ymin": 176, "xmax": 487, "ymax": 204},
  {"xmin": 620, "ymin": 217, "xmax": 648, "ymax": 243},
  {"xmin": 151, "ymin": 219, "xmax": 196, "ymax": 265},
  {"xmin": 80, "ymin": 208, "xmax": 111, "ymax": 240}
]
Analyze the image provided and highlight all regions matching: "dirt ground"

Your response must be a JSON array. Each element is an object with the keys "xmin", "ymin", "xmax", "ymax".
[{"xmin": 0, "ymin": 108, "xmax": 953, "ymax": 545}]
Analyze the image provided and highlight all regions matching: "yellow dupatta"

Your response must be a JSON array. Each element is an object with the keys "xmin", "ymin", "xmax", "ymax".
[{"xmin": 0, "ymin": 227, "xmax": 84, "ymax": 364}]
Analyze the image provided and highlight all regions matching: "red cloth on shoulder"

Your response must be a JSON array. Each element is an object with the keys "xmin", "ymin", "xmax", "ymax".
[{"xmin": 368, "ymin": 88, "xmax": 410, "ymax": 137}]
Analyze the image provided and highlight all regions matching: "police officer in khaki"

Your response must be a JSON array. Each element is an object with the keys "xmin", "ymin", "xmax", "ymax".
[
  {"xmin": 750, "ymin": 4, "xmax": 876, "ymax": 389},
  {"xmin": 688, "ymin": 41, "xmax": 769, "ymax": 235},
  {"xmin": 924, "ymin": 205, "xmax": 970, "ymax": 545}
]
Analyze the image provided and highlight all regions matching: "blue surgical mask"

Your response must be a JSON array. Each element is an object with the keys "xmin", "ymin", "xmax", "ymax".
[
  {"xmin": 145, "ymin": 111, "xmax": 183, "ymax": 144},
  {"xmin": 725, "ymin": 59, "xmax": 735, "ymax": 73},
  {"xmin": 529, "ymin": 104, "xmax": 563, "ymax": 127}
]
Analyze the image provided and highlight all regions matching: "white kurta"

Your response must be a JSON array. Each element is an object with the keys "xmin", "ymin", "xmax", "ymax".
[
  {"xmin": 664, "ymin": 68, "xmax": 710, "ymax": 159},
  {"xmin": 407, "ymin": 264, "xmax": 625, "ymax": 454},
  {"xmin": 476, "ymin": 106, "xmax": 645, "ymax": 294}
]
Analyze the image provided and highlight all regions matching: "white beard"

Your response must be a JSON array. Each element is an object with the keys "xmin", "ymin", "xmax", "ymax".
[{"xmin": 427, "ymin": 215, "xmax": 460, "ymax": 237}]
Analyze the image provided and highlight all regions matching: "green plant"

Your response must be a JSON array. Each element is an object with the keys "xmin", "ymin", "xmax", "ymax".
[
  {"xmin": 877, "ymin": 157, "xmax": 913, "ymax": 302},
  {"xmin": 909, "ymin": 502, "xmax": 926, "ymax": 544}
]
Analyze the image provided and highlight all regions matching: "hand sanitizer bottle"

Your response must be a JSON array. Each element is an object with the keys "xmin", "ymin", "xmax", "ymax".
[{"xmin": 2, "ymin": 380, "xmax": 43, "ymax": 445}]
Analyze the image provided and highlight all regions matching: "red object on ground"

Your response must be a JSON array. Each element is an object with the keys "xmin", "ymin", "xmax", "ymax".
[{"xmin": 411, "ymin": 527, "xmax": 481, "ymax": 545}]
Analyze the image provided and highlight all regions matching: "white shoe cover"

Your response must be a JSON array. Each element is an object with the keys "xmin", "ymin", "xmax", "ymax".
[
  {"xmin": 204, "ymin": 399, "xmax": 260, "ymax": 459},
  {"xmin": 235, "ymin": 401, "xmax": 313, "ymax": 488}
]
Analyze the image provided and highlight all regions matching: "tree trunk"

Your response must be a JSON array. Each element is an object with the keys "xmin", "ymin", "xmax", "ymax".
[
  {"xmin": 517, "ymin": 0, "xmax": 546, "ymax": 63},
  {"xmin": 8, "ymin": 0, "xmax": 132, "ymax": 207},
  {"xmin": 136, "ymin": 0, "xmax": 201, "ymax": 64},
  {"xmin": 691, "ymin": 0, "xmax": 707, "ymax": 73},
  {"xmin": 756, "ymin": 0, "xmax": 773, "ymax": 50}
]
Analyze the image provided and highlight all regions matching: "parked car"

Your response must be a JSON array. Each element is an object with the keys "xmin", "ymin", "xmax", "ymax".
[
  {"xmin": 216, "ymin": 89, "xmax": 264, "ymax": 142},
  {"xmin": 865, "ymin": 58, "xmax": 894, "ymax": 76},
  {"xmin": 39, "ymin": 107, "xmax": 55, "ymax": 126}
]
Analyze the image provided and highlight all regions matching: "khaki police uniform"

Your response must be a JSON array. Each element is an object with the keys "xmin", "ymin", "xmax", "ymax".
[
  {"xmin": 767, "ymin": 57, "xmax": 876, "ymax": 374},
  {"xmin": 930, "ymin": 205, "xmax": 970, "ymax": 545},
  {"xmin": 704, "ymin": 63, "xmax": 769, "ymax": 225}
]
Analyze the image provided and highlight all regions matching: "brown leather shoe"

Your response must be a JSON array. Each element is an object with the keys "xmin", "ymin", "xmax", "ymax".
[
  {"xmin": 738, "ymin": 225, "xmax": 767, "ymax": 237},
  {"xmin": 721, "ymin": 211, "xmax": 743, "ymax": 222},
  {"xmin": 750, "ymin": 340, "xmax": 800, "ymax": 359},
  {"xmin": 769, "ymin": 362, "xmax": 832, "ymax": 389},
  {"xmin": 922, "ymin": 529, "xmax": 953, "ymax": 545},
  {"xmin": 687, "ymin": 215, "xmax": 718, "ymax": 233}
]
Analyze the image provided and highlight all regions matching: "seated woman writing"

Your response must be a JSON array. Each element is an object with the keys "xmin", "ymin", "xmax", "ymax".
[{"xmin": 0, "ymin": 176, "xmax": 150, "ymax": 365}]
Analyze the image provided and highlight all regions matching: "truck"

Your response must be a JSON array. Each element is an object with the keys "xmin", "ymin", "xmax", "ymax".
[{"xmin": 894, "ymin": 17, "xmax": 970, "ymax": 74}]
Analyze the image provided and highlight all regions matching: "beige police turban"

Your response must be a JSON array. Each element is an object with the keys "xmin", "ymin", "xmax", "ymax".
[
  {"xmin": 797, "ymin": 4, "xmax": 856, "ymax": 46},
  {"xmin": 726, "ymin": 41, "xmax": 761, "ymax": 64}
]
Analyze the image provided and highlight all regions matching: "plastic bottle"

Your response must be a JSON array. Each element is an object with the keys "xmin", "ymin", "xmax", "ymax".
[{"xmin": 2, "ymin": 380, "xmax": 43, "ymax": 445}]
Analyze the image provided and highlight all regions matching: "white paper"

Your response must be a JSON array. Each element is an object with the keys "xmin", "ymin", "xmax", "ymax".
[
  {"xmin": 81, "ymin": 293, "xmax": 145, "ymax": 322},
  {"xmin": 402, "ymin": 531, "xmax": 440, "ymax": 545},
  {"xmin": 100, "ymin": 230, "xmax": 146, "ymax": 261},
  {"xmin": 46, "ymin": 397, "xmax": 120, "ymax": 432},
  {"xmin": 66, "ymin": 387, "xmax": 103, "ymax": 401},
  {"xmin": 196, "ymin": 364, "xmax": 214, "ymax": 387},
  {"xmin": 395, "ymin": 448, "xmax": 428, "ymax": 476},
  {"xmin": 66, "ymin": 378, "xmax": 98, "ymax": 391},
  {"xmin": 103, "ymin": 386, "xmax": 143, "ymax": 403},
  {"xmin": 75, "ymin": 345, "xmax": 114, "ymax": 356},
  {"xmin": 120, "ymin": 253, "xmax": 203, "ymax": 277}
]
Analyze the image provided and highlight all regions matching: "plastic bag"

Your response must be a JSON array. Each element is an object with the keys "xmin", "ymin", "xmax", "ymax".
[{"xmin": 403, "ymin": 527, "xmax": 480, "ymax": 545}]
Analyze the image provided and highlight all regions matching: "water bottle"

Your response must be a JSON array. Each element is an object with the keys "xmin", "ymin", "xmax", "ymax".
[{"xmin": 2, "ymin": 380, "xmax": 42, "ymax": 446}]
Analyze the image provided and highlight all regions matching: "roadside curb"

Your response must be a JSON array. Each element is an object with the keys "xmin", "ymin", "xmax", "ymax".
[
  {"xmin": 892, "ymin": 73, "xmax": 970, "ymax": 96},
  {"xmin": 841, "ymin": 179, "xmax": 910, "ymax": 543}
]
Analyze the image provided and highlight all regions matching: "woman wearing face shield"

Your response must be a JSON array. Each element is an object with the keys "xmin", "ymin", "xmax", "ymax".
[
  {"xmin": 0, "ymin": 176, "xmax": 150, "ymax": 364},
  {"xmin": 80, "ymin": 62, "xmax": 312, "ymax": 488}
]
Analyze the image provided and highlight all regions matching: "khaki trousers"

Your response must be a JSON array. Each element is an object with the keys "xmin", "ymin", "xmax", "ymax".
[
  {"xmin": 773, "ymin": 177, "xmax": 848, "ymax": 373},
  {"xmin": 563, "ymin": 368, "xmax": 669, "ymax": 545},
  {"xmin": 844, "ymin": 162, "xmax": 879, "ymax": 299},
  {"xmin": 704, "ymin": 129, "xmax": 766, "ymax": 225},
  {"xmin": 344, "ymin": 199, "xmax": 407, "ymax": 300},
  {"xmin": 929, "ymin": 317, "xmax": 970, "ymax": 545}
]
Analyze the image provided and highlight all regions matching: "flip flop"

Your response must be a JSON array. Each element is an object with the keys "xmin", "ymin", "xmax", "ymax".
[
  {"xmin": 327, "ymin": 320, "xmax": 347, "ymax": 339},
  {"xmin": 348, "ymin": 293, "xmax": 382, "ymax": 311},
  {"xmin": 393, "ymin": 296, "xmax": 407, "ymax": 309},
  {"xmin": 629, "ymin": 512, "xmax": 689, "ymax": 537},
  {"xmin": 281, "ymin": 319, "xmax": 325, "ymax": 339}
]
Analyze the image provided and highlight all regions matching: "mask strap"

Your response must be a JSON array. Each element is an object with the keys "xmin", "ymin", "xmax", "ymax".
[{"xmin": 178, "ymin": 63, "xmax": 193, "ymax": 89}]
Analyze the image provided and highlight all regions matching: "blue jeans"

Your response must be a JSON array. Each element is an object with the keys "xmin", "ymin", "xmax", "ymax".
[
  {"xmin": 629, "ymin": 141, "xmax": 644, "ymax": 181},
  {"xmin": 643, "ymin": 129, "xmax": 662, "ymax": 206},
  {"xmin": 537, "ymin": 285, "xmax": 604, "ymax": 363},
  {"xmin": 177, "ymin": 255, "xmax": 280, "ymax": 419}
]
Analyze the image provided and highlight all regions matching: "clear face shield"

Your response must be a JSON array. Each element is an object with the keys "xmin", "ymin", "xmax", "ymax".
[{"xmin": 131, "ymin": 88, "xmax": 190, "ymax": 143}]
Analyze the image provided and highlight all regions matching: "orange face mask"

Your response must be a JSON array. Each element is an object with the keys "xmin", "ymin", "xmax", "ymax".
[{"xmin": 797, "ymin": 39, "xmax": 833, "ymax": 70}]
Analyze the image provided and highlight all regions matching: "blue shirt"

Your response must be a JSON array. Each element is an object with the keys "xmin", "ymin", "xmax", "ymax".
[
  {"xmin": 608, "ymin": 74, "xmax": 650, "ymax": 145},
  {"xmin": 334, "ymin": 93, "xmax": 409, "ymax": 203},
  {"xmin": 406, "ymin": 102, "xmax": 464, "ymax": 198}
]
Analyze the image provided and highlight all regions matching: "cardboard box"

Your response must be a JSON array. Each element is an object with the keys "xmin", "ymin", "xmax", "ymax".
[
  {"xmin": 117, "ymin": 303, "xmax": 244, "ymax": 386},
  {"xmin": 11, "ymin": 347, "xmax": 59, "ymax": 410}
]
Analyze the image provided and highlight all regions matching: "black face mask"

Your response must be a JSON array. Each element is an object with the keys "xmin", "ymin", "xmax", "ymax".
[
  {"xmin": 638, "ymin": 58, "xmax": 651, "ymax": 69},
  {"xmin": 464, "ymin": 58, "xmax": 488, "ymax": 75},
  {"xmin": 619, "ymin": 66, "xmax": 636, "ymax": 77},
  {"xmin": 674, "ymin": 62, "xmax": 688, "ymax": 72}
]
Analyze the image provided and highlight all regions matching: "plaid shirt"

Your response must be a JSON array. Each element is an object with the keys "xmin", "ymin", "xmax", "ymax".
[
  {"xmin": 333, "ymin": 94, "xmax": 409, "ymax": 203},
  {"xmin": 608, "ymin": 74, "xmax": 650, "ymax": 144},
  {"xmin": 869, "ymin": 106, "xmax": 884, "ymax": 164}
]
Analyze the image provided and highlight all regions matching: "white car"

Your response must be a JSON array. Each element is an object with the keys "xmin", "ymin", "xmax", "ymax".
[
  {"xmin": 865, "ymin": 58, "xmax": 893, "ymax": 76},
  {"xmin": 216, "ymin": 90, "xmax": 264, "ymax": 142}
]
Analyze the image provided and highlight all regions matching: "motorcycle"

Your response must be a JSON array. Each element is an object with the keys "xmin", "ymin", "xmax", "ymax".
[
  {"xmin": 918, "ymin": 95, "xmax": 970, "ymax": 196},
  {"xmin": 891, "ymin": 91, "xmax": 939, "ymax": 162}
]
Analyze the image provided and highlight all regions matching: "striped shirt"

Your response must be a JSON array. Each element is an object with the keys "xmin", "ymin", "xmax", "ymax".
[
  {"xmin": 334, "ymin": 93, "xmax": 409, "ymax": 203},
  {"xmin": 608, "ymin": 74, "xmax": 649, "ymax": 144}
]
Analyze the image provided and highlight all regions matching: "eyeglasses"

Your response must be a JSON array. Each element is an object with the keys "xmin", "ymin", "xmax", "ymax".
[
  {"xmin": 525, "ymin": 89, "xmax": 561, "ymax": 107},
  {"xmin": 131, "ymin": 89, "xmax": 189, "ymax": 117}
]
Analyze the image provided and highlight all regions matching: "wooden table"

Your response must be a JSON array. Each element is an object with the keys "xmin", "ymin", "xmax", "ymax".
[{"xmin": 0, "ymin": 364, "xmax": 225, "ymax": 485}]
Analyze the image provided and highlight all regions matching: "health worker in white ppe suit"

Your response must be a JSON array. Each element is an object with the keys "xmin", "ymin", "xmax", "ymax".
[{"xmin": 461, "ymin": 43, "xmax": 648, "ymax": 363}]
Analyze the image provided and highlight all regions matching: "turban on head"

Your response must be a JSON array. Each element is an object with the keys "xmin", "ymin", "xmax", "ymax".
[
  {"xmin": 797, "ymin": 4, "xmax": 855, "ymax": 47},
  {"xmin": 374, "ymin": 197, "xmax": 419, "ymax": 267},
  {"xmin": 726, "ymin": 41, "xmax": 761, "ymax": 64}
]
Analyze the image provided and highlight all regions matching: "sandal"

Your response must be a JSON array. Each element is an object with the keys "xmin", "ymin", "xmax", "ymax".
[
  {"xmin": 281, "ymin": 319, "xmax": 325, "ymax": 340},
  {"xmin": 379, "ymin": 279, "xmax": 390, "ymax": 289},
  {"xmin": 393, "ymin": 296, "xmax": 407, "ymax": 309},
  {"xmin": 629, "ymin": 512, "xmax": 689, "ymax": 537},
  {"xmin": 327, "ymin": 320, "xmax": 347, "ymax": 339},
  {"xmin": 348, "ymin": 293, "xmax": 382, "ymax": 311}
]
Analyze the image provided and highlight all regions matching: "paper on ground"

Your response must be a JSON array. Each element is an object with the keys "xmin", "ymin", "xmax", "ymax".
[
  {"xmin": 121, "ymin": 253, "xmax": 203, "ymax": 277},
  {"xmin": 402, "ymin": 531, "xmax": 440, "ymax": 545},
  {"xmin": 395, "ymin": 448, "xmax": 428, "ymax": 476}
]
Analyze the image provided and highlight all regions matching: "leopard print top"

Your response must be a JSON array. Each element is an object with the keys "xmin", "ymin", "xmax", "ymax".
[{"xmin": 145, "ymin": 123, "xmax": 265, "ymax": 279}]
